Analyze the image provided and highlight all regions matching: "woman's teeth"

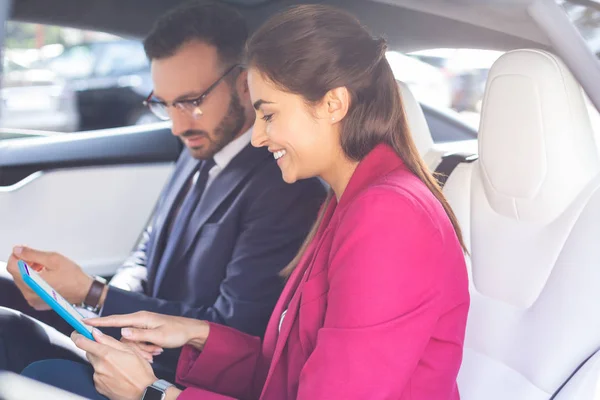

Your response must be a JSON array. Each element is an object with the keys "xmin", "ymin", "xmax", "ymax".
[{"xmin": 274, "ymin": 150, "xmax": 287, "ymax": 160}]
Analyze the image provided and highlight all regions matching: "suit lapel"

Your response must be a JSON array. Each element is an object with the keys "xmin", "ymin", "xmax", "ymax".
[
  {"xmin": 176, "ymin": 144, "xmax": 271, "ymax": 260},
  {"xmin": 151, "ymin": 144, "xmax": 271, "ymax": 294},
  {"xmin": 146, "ymin": 152, "xmax": 199, "ymax": 283}
]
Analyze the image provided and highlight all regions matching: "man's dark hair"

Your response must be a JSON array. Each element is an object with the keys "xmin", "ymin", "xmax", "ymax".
[{"xmin": 144, "ymin": 1, "xmax": 248, "ymax": 67}]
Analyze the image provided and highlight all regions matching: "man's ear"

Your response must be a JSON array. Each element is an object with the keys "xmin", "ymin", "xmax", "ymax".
[{"xmin": 237, "ymin": 69, "xmax": 249, "ymax": 95}]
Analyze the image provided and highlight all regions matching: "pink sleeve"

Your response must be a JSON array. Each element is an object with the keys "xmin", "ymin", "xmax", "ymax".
[
  {"xmin": 296, "ymin": 191, "xmax": 467, "ymax": 399},
  {"xmin": 176, "ymin": 322, "xmax": 262, "ymax": 399}
]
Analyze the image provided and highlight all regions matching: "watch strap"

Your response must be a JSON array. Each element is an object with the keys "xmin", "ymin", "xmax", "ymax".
[
  {"xmin": 152, "ymin": 379, "xmax": 174, "ymax": 392},
  {"xmin": 83, "ymin": 277, "xmax": 106, "ymax": 311}
]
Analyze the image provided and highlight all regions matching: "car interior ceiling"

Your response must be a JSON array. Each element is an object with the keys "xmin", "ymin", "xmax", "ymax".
[{"xmin": 10, "ymin": 0, "xmax": 546, "ymax": 53}]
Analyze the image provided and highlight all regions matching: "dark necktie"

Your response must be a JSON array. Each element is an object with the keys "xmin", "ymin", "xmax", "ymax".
[{"xmin": 167, "ymin": 158, "xmax": 216, "ymax": 240}]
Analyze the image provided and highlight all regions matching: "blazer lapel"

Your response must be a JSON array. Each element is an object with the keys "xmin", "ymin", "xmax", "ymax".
[
  {"xmin": 263, "ymin": 258, "xmax": 310, "ymax": 358},
  {"xmin": 261, "ymin": 199, "xmax": 337, "ymax": 395},
  {"xmin": 151, "ymin": 145, "xmax": 271, "ymax": 293},
  {"xmin": 146, "ymin": 152, "xmax": 199, "ymax": 284},
  {"xmin": 257, "ymin": 246, "xmax": 315, "ymax": 398}
]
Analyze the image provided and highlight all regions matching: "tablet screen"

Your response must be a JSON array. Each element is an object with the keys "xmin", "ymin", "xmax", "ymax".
[{"xmin": 22, "ymin": 263, "xmax": 93, "ymax": 335}]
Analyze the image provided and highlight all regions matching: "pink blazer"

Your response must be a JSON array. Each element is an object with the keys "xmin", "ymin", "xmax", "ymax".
[{"xmin": 175, "ymin": 144, "xmax": 470, "ymax": 400}]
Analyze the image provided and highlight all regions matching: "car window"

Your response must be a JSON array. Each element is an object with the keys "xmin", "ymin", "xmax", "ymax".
[
  {"xmin": 95, "ymin": 42, "xmax": 149, "ymax": 77},
  {"xmin": 1, "ymin": 22, "xmax": 159, "ymax": 136},
  {"xmin": 388, "ymin": 48, "xmax": 504, "ymax": 135},
  {"xmin": 47, "ymin": 44, "xmax": 95, "ymax": 79},
  {"xmin": 4, "ymin": 59, "xmax": 26, "ymax": 72},
  {"xmin": 559, "ymin": 0, "xmax": 600, "ymax": 57},
  {"xmin": 555, "ymin": 1, "xmax": 600, "ymax": 144}
]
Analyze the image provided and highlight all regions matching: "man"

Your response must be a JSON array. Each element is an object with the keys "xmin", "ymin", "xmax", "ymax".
[{"xmin": 0, "ymin": 1, "xmax": 326, "ymax": 379}]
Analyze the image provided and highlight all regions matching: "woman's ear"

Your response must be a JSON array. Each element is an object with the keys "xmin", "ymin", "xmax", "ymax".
[{"xmin": 322, "ymin": 87, "xmax": 350, "ymax": 123}]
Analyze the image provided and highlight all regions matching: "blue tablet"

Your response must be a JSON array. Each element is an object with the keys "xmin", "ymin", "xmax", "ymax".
[{"xmin": 18, "ymin": 260, "xmax": 95, "ymax": 341}]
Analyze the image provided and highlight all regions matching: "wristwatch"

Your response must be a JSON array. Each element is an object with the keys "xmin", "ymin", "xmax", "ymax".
[
  {"xmin": 142, "ymin": 379, "xmax": 174, "ymax": 400},
  {"xmin": 81, "ymin": 275, "xmax": 107, "ymax": 313}
]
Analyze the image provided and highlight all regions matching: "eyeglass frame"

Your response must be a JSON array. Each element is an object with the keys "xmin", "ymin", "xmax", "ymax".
[{"xmin": 143, "ymin": 64, "xmax": 242, "ymax": 121}]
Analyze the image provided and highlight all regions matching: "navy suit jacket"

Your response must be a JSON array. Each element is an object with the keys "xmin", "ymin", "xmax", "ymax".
[{"xmin": 102, "ymin": 144, "xmax": 326, "ymax": 338}]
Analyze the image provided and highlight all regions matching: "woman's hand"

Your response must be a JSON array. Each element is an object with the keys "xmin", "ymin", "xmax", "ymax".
[
  {"xmin": 72, "ymin": 329, "xmax": 157, "ymax": 400},
  {"xmin": 120, "ymin": 337, "xmax": 163, "ymax": 364},
  {"xmin": 84, "ymin": 311, "xmax": 210, "ymax": 351}
]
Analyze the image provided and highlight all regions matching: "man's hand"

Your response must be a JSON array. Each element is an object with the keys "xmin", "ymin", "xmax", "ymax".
[
  {"xmin": 85, "ymin": 311, "xmax": 210, "ymax": 351},
  {"xmin": 6, "ymin": 246, "xmax": 93, "ymax": 309}
]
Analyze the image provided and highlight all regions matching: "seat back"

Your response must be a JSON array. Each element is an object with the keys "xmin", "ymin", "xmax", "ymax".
[
  {"xmin": 397, "ymin": 80, "xmax": 445, "ymax": 170},
  {"xmin": 444, "ymin": 49, "xmax": 600, "ymax": 400}
]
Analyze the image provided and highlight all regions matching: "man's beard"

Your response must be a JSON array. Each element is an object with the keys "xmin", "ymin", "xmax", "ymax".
[{"xmin": 183, "ymin": 90, "xmax": 247, "ymax": 160}]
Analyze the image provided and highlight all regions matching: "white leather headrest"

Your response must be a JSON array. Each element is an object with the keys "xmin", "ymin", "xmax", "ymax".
[
  {"xmin": 397, "ymin": 81, "xmax": 434, "ymax": 156},
  {"xmin": 478, "ymin": 49, "xmax": 599, "ymax": 223}
]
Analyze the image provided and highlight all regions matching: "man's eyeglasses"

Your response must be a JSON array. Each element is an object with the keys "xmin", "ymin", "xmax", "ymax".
[{"xmin": 143, "ymin": 64, "xmax": 241, "ymax": 121}]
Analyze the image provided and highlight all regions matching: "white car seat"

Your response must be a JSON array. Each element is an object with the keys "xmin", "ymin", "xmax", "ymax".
[{"xmin": 445, "ymin": 49, "xmax": 600, "ymax": 400}]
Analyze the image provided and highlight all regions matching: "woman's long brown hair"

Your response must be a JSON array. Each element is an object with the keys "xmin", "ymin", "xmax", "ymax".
[{"xmin": 246, "ymin": 5, "xmax": 467, "ymax": 277}]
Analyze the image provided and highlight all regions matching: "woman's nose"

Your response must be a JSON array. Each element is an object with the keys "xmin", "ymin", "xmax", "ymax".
[{"xmin": 251, "ymin": 125, "xmax": 269, "ymax": 148}]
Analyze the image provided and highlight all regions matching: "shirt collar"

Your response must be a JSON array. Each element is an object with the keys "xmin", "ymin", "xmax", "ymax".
[{"xmin": 213, "ymin": 127, "xmax": 253, "ymax": 170}]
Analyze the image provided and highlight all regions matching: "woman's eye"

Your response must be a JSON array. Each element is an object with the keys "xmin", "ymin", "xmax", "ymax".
[{"xmin": 261, "ymin": 114, "xmax": 274, "ymax": 122}]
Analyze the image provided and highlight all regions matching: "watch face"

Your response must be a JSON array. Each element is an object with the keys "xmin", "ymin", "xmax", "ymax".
[{"xmin": 142, "ymin": 386, "xmax": 164, "ymax": 400}]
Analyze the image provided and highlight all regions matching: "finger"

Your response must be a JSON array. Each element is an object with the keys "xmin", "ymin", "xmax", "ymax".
[
  {"xmin": 22, "ymin": 287, "xmax": 38, "ymax": 298},
  {"xmin": 29, "ymin": 298, "xmax": 51, "ymax": 311},
  {"xmin": 121, "ymin": 338, "xmax": 155, "ymax": 362},
  {"xmin": 86, "ymin": 351, "xmax": 99, "ymax": 366},
  {"xmin": 25, "ymin": 295, "xmax": 44, "ymax": 309},
  {"xmin": 13, "ymin": 246, "xmax": 55, "ymax": 268},
  {"xmin": 6, "ymin": 257, "xmax": 39, "ymax": 278},
  {"xmin": 128, "ymin": 344, "xmax": 154, "ymax": 364},
  {"xmin": 11, "ymin": 275, "xmax": 30, "ymax": 293},
  {"xmin": 120, "ymin": 327, "xmax": 162, "ymax": 344},
  {"xmin": 14, "ymin": 280, "xmax": 42, "ymax": 306},
  {"xmin": 71, "ymin": 331, "xmax": 107, "ymax": 356},
  {"xmin": 92, "ymin": 328, "xmax": 130, "ymax": 352},
  {"xmin": 122, "ymin": 338, "xmax": 163, "ymax": 356},
  {"xmin": 17, "ymin": 259, "xmax": 44, "ymax": 272},
  {"xmin": 85, "ymin": 311, "xmax": 153, "ymax": 329},
  {"xmin": 29, "ymin": 263, "xmax": 44, "ymax": 272},
  {"xmin": 6, "ymin": 254, "xmax": 18, "ymax": 275},
  {"xmin": 136, "ymin": 342, "xmax": 163, "ymax": 355}
]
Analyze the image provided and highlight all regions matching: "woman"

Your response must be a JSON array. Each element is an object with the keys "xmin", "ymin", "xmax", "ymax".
[{"xmin": 22, "ymin": 4, "xmax": 469, "ymax": 399}]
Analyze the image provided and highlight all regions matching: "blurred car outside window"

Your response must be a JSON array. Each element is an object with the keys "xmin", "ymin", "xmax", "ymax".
[
  {"xmin": 1, "ymin": 22, "xmax": 159, "ymax": 138},
  {"xmin": 388, "ymin": 48, "xmax": 504, "ymax": 131}
]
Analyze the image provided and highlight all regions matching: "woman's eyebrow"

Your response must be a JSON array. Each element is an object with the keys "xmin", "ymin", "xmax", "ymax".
[{"xmin": 253, "ymin": 99, "xmax": 275, "ymax": 110}]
